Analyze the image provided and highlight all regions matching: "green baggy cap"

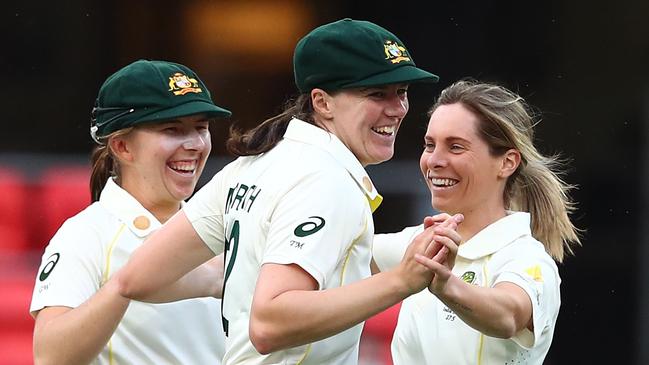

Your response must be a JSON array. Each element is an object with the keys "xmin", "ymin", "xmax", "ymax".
[
  {"xmin": 294, "ymin": 18, "xmax": 439, "ymax": 93},
  {"xmin": 91, "ymin": 59, "xmax": 231, "ymax": 141}
]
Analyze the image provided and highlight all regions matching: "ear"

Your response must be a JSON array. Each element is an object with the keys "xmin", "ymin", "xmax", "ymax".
[
  {"xmin": 108, "ymin": 135, "xmax": 134, "ymax": 163},
  {"xmin": 498, "ymin": 149, "xmax": 521, "ymax": 179},
  {"xmin": 310, "ymin": 88, "xmax": 334, "ymax": 120}
]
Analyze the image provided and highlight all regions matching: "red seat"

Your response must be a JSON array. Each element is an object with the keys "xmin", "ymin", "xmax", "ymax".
[
  {"xmin": 0, "ymin": 264, "xmax": 36, "ymax": 365},
  {"xmin": 0, "ymin": 166, "xmax": 30, "ymax": 253},
  {"xmin": 360, "ymin": 302, "xmax": 402, "ymax": 365},
  {"xmin": 33, "ymin": 165, "xmax": 91, "ymax": 250}
]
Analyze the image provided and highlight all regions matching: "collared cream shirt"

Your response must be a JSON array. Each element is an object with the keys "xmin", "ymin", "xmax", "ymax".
[
  {"xmin": 185, "ymin": 118, "xmax": 381, "ymax": 365},
  {"xmin": 31, "ymin": 178, "xmax": 224, "ymax": 364},
  {"xmin": 373, "ymin": 212, "xmax": 561, "ymax": 365}
]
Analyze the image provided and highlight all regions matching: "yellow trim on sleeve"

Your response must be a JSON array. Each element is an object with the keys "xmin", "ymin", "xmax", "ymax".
[
  {"xmin": 101, "ymin": 224, "xmax": 125, "ymax": 364},
  {"xmin": 101, "ymin": 224, "xmax": 126, "ymax": 284},
  {"xmin": 296, "ymin": 343, "xmax": 313, "ymax": 365},
  {"xmin": 108, "ymin": 339, "xmax": 114, "ymax": 365},
  {"xmin": 339, "ymin": 219, "xmax": 367, "ymax": 286},
  {"xmin": 476, "ymin": 256, "xmax": 492, "ymax": 365}
]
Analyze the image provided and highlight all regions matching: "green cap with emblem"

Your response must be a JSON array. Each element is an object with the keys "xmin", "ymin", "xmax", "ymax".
[
  {"xmin": 293, "ymin": 18, "xmax": 439, "ymax": 93},
  {"xmin": 90, "ymin": 59, "xmax": 231, "ymax": 142}
]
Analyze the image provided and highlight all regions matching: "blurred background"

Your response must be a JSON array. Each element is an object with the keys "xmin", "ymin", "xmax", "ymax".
[{"xmin": 2, "ymin": 1, "xmax": 648, "ymax": 364}]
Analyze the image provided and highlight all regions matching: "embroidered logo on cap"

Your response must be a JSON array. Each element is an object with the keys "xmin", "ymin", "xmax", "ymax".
[
  {"xmin": 384, "ymin": 40, "xmax": 410, "ymax": 64},
  {"xmin": 168, "ymin": 72, "xmax": 202, "ymax": 95}
]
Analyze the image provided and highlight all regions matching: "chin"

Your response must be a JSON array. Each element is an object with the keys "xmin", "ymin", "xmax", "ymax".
[{"xmin": 431, "ymin": 198, "xmax": 451, "ymax": 214}]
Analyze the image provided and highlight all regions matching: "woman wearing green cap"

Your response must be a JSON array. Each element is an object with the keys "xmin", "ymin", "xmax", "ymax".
[
  {"xmin": 30, "ymin": 59, "xmax": 231, "ymax": 364},
  {"xmin": 373, "ymin": 80, "xmax": 581, "ymax": 364},
  {"xmin": 119, "ymin": 19, "xmax": 462, "ymax": 364}
]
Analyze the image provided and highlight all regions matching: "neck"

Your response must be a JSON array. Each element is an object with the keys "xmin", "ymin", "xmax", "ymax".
[
  {"xmin": 145, "ymin": 202, "xmax": 181, "ymax": 224},
  {"xmin": 455, "ymin": 205, "xmax": 507, "ymax": 243},
  {"xmin": 120, "ymin": 179, "xmax": 181, "ymax": 224}
]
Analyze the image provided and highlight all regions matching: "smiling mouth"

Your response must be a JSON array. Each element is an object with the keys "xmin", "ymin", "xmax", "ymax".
[
  {"xmin": 372, "ymin": 125, "xmax": 396, "ymax": 136},
  {"xmin": 168, "ymin": 160, "xmax": 198, "ymax": 175},
  {"xmin": 427, "ymin": 171, "xmax": 459, "ymax": 187}
]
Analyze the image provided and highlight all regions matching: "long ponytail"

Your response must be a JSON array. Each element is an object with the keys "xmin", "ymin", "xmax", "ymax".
[
  {"xmin": 89, "ymin": 128, "xmax": 131, "ymax": 202},
  {"xmin": 226, "ymin": 94, "xmax": 315, "ymax": 156}
]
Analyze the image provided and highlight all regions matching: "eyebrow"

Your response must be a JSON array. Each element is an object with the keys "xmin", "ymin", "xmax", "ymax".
[{"xmin": 424, "ymin": 135, "xmax": 472, "ymax": 145}]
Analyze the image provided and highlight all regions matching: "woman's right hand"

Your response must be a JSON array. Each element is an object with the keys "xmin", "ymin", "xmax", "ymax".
[
  {"xmin": 415, "ymin": 214, "xmax": 463, "ymax": 295},
  {"xmin": 394, "ymin": 224, "xmax": 442, "ymax": 295}
]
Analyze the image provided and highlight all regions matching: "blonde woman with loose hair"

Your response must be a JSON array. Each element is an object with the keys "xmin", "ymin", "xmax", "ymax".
[{"xmin": 372, "ymin": 80, "xmax": 581, "ymax": 364}]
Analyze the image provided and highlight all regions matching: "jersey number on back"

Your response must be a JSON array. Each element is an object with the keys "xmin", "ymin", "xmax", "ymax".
[{"xmin": 222, "ymin": 219, "xmax": 240, "ymax": 336}]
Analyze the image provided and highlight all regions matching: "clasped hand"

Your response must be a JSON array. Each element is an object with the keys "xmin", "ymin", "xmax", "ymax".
[{"xmin": 397, "ymin": 213, "xmax": 463, "ymax": 296}]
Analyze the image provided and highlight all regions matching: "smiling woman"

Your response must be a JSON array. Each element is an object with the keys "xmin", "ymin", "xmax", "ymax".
[
  {"xmin": 116, "ymin": 19, "xmax": 464, "ymax": 365},
  {"xmin": 29, "ymin": 59, "xmax": 231, "ymax": 365},
  {"xmin": 373, "ymin": 80, "xmax": 582, "ymax": 365}
]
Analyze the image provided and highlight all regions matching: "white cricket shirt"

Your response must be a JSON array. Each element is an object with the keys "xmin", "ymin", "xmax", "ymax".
[
  {"xmin": 373, "ymin": 212, "xmax": 561, "ymax": 365},
  {"xmin": 184, "ymin": 118, "xmax": 381, "ymax": 364},
  {"xmin": 30, "ymin": 178, "xmax": 225, "ymax": 364}
]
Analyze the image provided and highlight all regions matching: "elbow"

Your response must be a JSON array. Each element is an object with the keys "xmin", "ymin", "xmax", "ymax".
[
  {"xmin": 33, "ymin": 354, "xmax": 56, "ymax": 365},
  {"xmin": 249, "ymin": 318, "xmax": 282, "ymax": 355},
  {"xmin": 485, "ymin": 317, "xmax": 519, "ymax": 339},
  {"xmin": 116, "ymin": 271, "xmax": 145, "ymax": 300},
  {"xmin": 33, "ymin": 340, "xmax": 59, "ymax": 365}
]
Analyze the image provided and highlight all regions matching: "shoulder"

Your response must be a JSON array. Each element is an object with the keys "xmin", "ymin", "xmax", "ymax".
[
  {"xmin": 45, "ymin": 202, "xmax": 116, "ymax": 252},
  {"xmin": 268, "ymin": 140, "xmax": 356, "ymax": 193},
  {"xmin": 500, "ymin": 235, "xmax": 557, "ymax": 265}
]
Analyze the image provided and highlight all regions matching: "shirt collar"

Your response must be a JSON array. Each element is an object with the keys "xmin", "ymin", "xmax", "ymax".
[
  {"xmin": 457, "ymin": 212, "xmax": 531, "ymax": 260},
  {"xmin": 99, "ymin": 178, "xmax": 164, "ymax": 238},
  {"xmin": 284, "ymin": 118, "xmax": 383, "ymax": 212}
]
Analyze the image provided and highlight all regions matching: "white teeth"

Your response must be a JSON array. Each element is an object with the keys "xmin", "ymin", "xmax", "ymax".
[
  {"xmin": 169, "ymin": 161, "xmax": 197, "ymax": 173},
  {"xmin": 372, "ymin": 125, "xmax": 396, "ymax": 135},
  {"xmin": 431, "ymin": 177, "xmax": 458, "ymax": 187}
]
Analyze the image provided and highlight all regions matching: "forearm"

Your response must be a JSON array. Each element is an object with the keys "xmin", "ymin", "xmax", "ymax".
[
  {"xmin": 250, "ymin": 270, "xmax": 409, "ymax": 353},
  {"xmin": 119, "ymin": 211, "xmax": 216, "ymax": 300},
  {"xmin": 33, "ymin": 279, "xmax": 129, "ymax": 365},
  {"xmin": 436, "ymin": 277, "xmax": 531, "ymax": 338},
  {"xmin": 135, "ymin": 254, "xmax": 224, "ymax": 303}
]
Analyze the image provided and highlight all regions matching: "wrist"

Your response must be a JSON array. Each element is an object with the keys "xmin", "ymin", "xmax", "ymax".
[
  {"xmin": 386, "ymin": 268, "xmax": 420, "ymax": 299},
  {"xmin": 435, "ymin": 274, "xmax": 462, "ymax": 302}
]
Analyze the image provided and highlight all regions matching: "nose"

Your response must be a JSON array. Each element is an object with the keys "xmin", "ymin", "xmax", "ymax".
[
  {"xmin": 385, "ymin": 94, "xmax": 408, "ymax": 119},
  {"xmin": 424, "ymin": 147, "xmax": 448, "ymax": 169},
  {"xmin": 182, "ymin": 130, "xmax": 208, "ymax": 151}
]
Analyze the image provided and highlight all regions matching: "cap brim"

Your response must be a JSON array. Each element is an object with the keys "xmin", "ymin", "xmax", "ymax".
[
  {"xmin": 341, "ymin": 65, "xmax": 439, "ymax": 89},
  {"xmin": 133, "ymin": 100, "xmax": 232, "ymax": 126}
]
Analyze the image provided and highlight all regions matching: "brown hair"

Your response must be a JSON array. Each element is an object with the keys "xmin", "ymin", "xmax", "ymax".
[
  {"xmin": 89, "ymin": 128, "xmax": 132, "ymax": 202},
  {"xmin": 430, "ymin": 80, "xmax": 581, "ymax": 262},
  {"xmin": 226, "ymin": 94, "xmax": 315, "ymax": 156}
]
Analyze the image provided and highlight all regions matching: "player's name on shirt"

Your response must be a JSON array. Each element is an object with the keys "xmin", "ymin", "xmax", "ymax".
[{"xmin": 226, "ymin": 182, "xmax": 262, "ymax": 214}]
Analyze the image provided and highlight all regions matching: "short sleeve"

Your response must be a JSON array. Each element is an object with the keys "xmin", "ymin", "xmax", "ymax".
[
  {"xmin": 184, "ymin": 169, "xmax": 227, "ymax": 255},
  {"xmin": 262, "ymin": 169, "xmax": 368, "ymax": 288},
  {"xmin": 373, "ymin": 225, "xmax": 423, "ymax": 272},
  {"xmin": 30, "ymin": 219, "xmax": 104, "ymax": 314},
  {"xmin": 492, "ymin": 241, "xmax": 561, "ymax": 349}
]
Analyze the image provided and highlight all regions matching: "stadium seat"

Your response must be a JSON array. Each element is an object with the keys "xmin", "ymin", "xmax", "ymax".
[
  {"xmin": 32, "ymin": 165, "xmax": 91, "ymax": 250},
  {"xmin": 361, "ymin": 302, "xmax": 402, "ymax": 365},
  {"xmin": 0, "ymin": 166, "xmax": 30, "ymax": 253},
  {"xmin": 0, "ymin": 270, "xmax": 36, "ymax": 365}
]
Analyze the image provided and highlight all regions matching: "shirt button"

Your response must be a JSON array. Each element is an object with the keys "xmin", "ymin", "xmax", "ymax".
[
  {"xmin": 362, "ymin": 176, "xmax": 373, "ymax": 193},
  {"xmin": 133, "ymin": 215, "xmax": 150, "ymax": 230}
]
